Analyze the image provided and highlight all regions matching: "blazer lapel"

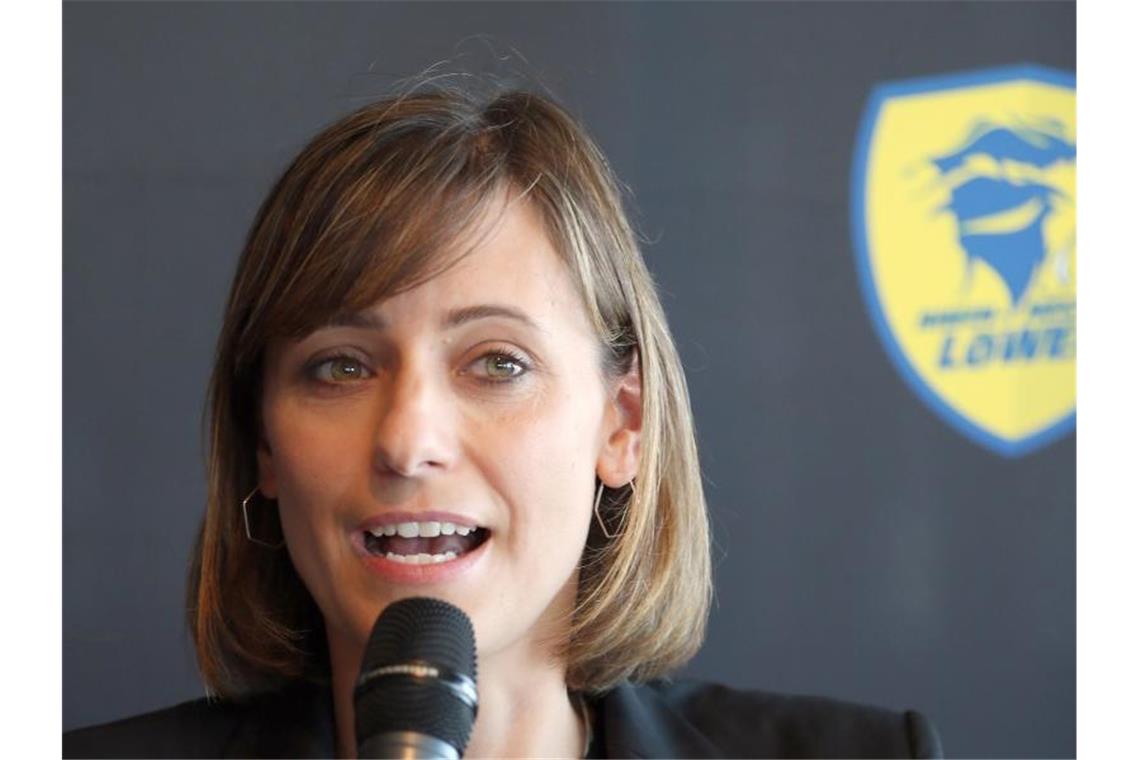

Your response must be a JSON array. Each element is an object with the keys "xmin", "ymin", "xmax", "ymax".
[{"xmin": 598, "ymin": 681, "xmax": 721, "ymax": 758}]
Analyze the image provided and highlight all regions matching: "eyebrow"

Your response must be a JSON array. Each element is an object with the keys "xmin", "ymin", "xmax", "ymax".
[{"xmin": 321, "ymin": 303, "xmax": 545, "ymax": 334}]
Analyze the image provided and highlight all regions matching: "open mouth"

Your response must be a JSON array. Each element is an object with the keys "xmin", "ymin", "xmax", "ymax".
[{"xmin": 362, "ymin": 520, "xmax": 490, "ymax": 565}]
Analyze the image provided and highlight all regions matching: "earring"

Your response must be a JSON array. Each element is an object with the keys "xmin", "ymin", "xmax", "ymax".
[
  {"xmin": 241, "ymin": 487, "xmax": 286, "ymax": 549},
  {"xmin": 594, "ymin": 479, "xmax": 635, "ymax": 540}
]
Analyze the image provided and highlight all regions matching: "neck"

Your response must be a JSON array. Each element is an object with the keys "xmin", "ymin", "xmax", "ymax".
[{"xmin": 328, "ymin": 627, "xmax": 585, "ymax": 759}]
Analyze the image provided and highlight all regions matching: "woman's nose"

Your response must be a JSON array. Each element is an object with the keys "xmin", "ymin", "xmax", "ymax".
[{"xmin": 371, "ymin": 363, "xmax": 457, "ymax": 478}]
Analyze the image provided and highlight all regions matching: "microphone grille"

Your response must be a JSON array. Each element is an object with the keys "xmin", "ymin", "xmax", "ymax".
[
  {"xmin": 361, "ymin": 597, "xmax": 476, "ymax": 677},
  {"xmin": 355, "ymin": 597, "xmax": 478, "ymax": 754}
]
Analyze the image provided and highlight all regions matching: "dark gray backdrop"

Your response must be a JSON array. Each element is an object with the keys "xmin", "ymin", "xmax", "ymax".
[{"xmin": 63, "ymin": 2, "xmax": 1076, "ymax": 757}]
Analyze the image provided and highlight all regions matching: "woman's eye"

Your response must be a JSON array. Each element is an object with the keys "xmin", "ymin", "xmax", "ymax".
[
  {"xmin": 472, "ymin": 350, "xmax": 530, "ymax": 383},
  {"xmin": 308, "ymin": 354, "xmax": 372, "ymax": 384}
]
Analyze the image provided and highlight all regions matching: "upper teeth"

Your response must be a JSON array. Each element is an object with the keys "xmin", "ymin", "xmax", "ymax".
[{"xmin": 368, "ymin": 521, "xmax": 476, "ymax": 538}]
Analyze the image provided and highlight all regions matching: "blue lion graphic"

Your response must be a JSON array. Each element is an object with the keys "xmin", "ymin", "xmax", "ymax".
[{"xmin": 930, "ymin": 121, "xmax": 1075, "ymax": 305}]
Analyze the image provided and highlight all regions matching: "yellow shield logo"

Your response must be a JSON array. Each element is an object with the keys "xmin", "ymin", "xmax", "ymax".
[{"xmin": 852, "ymin": 65, "xmax": 1075, "ymax": 456}]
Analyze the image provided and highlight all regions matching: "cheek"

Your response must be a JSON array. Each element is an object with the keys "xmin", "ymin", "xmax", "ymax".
[
  {"xmin": 264, "ymin": 406, "xmax": 364, "ymax": 582},
  {"xmin": 267, "ymin": 402, "xmax": 364, "ymax": 506},
  {"xmin": 266, "ymin": 412, "xmax": 376, "ymax": 636},
  {"xmin": 485, "ymin": 389, "xmax": 600, "ymax": 554}
]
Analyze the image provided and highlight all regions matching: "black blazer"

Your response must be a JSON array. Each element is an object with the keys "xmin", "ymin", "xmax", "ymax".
[{"xmin": 64, "ymin": 678, "xmax": 942, "ymax": 758}]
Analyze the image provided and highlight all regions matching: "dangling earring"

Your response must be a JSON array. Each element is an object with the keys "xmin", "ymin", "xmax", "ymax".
[
  {"xmin": 594, "ymin": 479, "xmax": 635, "ymax": 540},
  {"xmin": 241, "ymin": 487, "xmax": 286, "ymax": 549},
  {"xmin": 593, "ymin": 481, "xmax": 612, "ymax": 539}
]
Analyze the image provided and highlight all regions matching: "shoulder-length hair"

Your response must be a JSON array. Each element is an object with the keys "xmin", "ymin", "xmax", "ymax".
[{"xmin": 188, "ymin": 82, "xmax": 711, "ymax": 697}]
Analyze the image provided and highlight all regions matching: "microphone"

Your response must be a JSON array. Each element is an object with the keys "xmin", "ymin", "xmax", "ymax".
[{"xmin": 354, "ymin": 597, "xmax": 479, "ymax": 759}]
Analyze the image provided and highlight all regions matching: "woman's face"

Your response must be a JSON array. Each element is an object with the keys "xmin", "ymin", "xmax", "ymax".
[{"xmin": 256, "ymin": 198, "xmax": 640, "ymax": 669}]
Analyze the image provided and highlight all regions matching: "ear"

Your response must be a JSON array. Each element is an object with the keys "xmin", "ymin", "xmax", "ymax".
[
  {"xmin": 256, "ymin": 431, "xmax": 279, "ymax": 499},
  {"xmin": 596, "ymin": 351, "xmax": 643, "ymax": 487}
]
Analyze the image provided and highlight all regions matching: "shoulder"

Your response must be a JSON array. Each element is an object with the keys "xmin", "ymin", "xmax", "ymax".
[
  {"xmin": 62, "ymin": 681, "xmax": 333, "ymax": 759},
  {"xmin": 62, "ymin": 695, "xmax": 243, "ymax": 759},
  {"xmin": 595, "ymin": 679, "xmax": 942, "ymax": 759}
]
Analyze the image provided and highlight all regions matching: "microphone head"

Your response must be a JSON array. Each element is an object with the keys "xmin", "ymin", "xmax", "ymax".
[{"xmin": 354, "ymin": 597, "xmax": 478, "ymax": 756}]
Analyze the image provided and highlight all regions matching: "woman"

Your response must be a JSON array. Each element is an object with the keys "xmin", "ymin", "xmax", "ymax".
[{"xmin": 64, "ymin": 84, "xmax": 941, "ymax": 758}]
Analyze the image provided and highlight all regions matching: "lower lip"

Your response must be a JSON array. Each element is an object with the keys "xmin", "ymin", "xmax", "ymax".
[{"xmin": 350, "ymin": 531, "xmax": 491, "ymax": 584}]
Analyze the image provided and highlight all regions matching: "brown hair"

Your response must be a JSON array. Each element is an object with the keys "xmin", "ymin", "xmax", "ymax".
[{"xmin": 188, "ymin": 82, "xmax": 711, "ymax": 697}]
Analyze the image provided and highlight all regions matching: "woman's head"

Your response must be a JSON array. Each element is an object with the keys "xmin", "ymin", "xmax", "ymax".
[{"xmin": 188, "ymin": 84, "xmax": 711, "ymax": 696}]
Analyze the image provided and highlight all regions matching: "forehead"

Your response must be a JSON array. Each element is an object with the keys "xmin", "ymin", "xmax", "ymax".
[
  {"xmin": 418, "ymin": 198, "xmax": 576, "ymax": 309},
  {"xmin": 309, "ymin": 197, "xmax": 592, "ymax": 340}
]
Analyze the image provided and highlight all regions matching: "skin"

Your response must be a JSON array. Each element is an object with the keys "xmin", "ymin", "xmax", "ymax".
[{"xmin": 256, "ymin": 195, "xmax": 642, "ymax": 758}]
